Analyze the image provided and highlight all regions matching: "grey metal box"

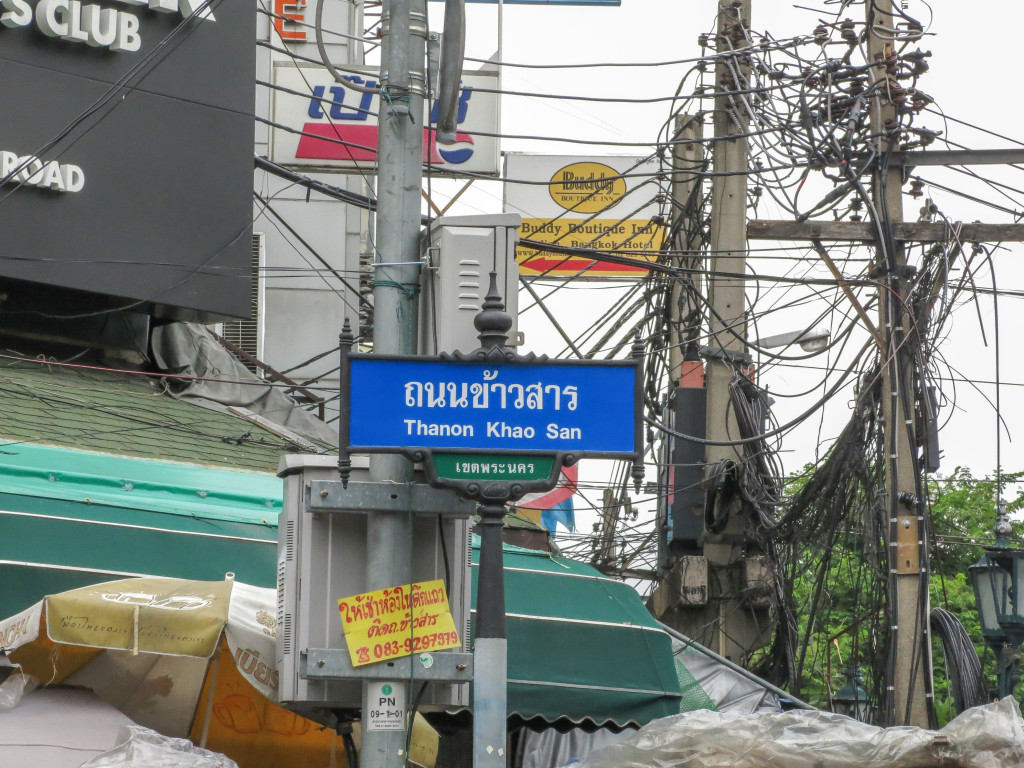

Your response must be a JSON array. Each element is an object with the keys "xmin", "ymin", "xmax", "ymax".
[
  {"xmin": 419, "ymin": 214, "xmax": 522, "ymax": 355},
  {"xmin": 276, "ymin": 455, "xmax": 473, "ymax": 713}
]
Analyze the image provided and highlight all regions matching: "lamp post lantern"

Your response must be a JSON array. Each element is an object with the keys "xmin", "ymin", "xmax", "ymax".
[
  {"xmin": 968, "ymin": 503, "xmax": 1024, "ymax": 700},
  {"xmin": 833, "ymin": 666, "xmax": 872, "ymax": 722}
]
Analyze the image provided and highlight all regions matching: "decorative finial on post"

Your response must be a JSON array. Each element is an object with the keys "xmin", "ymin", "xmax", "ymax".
[
  {"xmin": 632, "ymin": 461, "xmax": 645, "ymax": 494},
  {"xmin": 996, "ymin": 500, "xmax": 1013, "ymax": 548},
  {"xmin": 631, "ymin": 331, "xmax": 645, "ymax": 360},
  {"xmin": 475, "ymin": 271, "xmax": 513, "ymax": 353}
]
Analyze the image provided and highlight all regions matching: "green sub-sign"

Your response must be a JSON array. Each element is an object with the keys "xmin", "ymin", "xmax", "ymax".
[{"xmin": 433, "ymin": 454, "xmax": 554, "ymax": 482}]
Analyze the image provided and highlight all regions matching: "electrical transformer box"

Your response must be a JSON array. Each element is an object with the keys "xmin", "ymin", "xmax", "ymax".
[
  {"xmin": 419, "ymin": 214, "xmax": 522, "ymax": 355},
  {"xmin": 275, "ymin": 455, "xmax": 473, "ymax": 714},
  {"xmin": 665, "ymin": 385, "xmax": 707, "ymax": 555}
]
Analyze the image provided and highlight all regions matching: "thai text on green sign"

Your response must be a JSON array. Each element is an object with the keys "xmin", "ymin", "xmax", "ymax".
[{"xmin": 433, "ymin": 454, "xmax": 553, "ymax": 482}]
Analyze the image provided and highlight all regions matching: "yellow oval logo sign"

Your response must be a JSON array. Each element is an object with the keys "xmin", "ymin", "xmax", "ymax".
[{"xmin": 548, "ymin": 162, "xmax": 627, "ymax": 213}]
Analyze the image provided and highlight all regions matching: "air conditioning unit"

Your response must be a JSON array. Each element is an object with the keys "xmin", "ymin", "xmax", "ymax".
[
  {"xmin": 218, "ymin": 232, "xmax": 265, "ymax": 373},
  {"xmin": 276, "ymin": 455, "xmax": 473, "ymax": 714}
]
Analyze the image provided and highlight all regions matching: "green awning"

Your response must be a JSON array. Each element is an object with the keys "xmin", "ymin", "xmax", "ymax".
[
  {"xmin": 472, "ymin": 540, "xmax": 683, "ymax": 730},
  {"xmin": 0, "ymin": 443, "xmax": 280, "ymax": 617},
  {"xmin": 1, "ymin": 444, "xmax": 683, "ymax": 730}
]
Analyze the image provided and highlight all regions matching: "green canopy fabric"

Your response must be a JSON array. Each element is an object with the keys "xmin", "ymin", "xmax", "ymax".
[
  {"xmin": 0, "ymin": 443, "xmax": 281, "ymax": 618},
  {"xmin": 1, "ymin": 443, "xmax": 686, "ymax": 730},
  {"xmin": 472, "ymin": 539, "xmax": 683, "ymax": 730}
]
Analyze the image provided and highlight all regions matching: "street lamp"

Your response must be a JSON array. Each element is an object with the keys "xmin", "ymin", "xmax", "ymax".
[
  {"xmin": 753, "ymin": 326, "xmax": 831, "ymax": 353},
  {"xmin": 968, "ymin": 504, "xmax": 1024, "ymax": 700},
  {"xmin": 833, "ymin": 666, "xmax": 872, "ymax": 722}
]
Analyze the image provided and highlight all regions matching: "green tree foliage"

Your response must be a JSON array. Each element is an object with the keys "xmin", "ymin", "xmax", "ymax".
[
  {"xmin": 928, "ymin": 467, "xmax": 1024, "ymax": 577},
  {"xmin": 928, "ymin": 468, "xmax": 1024, "ymax": 723},
  {"xmin": 783, "ymin": 466, "xmax": 1023, "ymax": 719}
]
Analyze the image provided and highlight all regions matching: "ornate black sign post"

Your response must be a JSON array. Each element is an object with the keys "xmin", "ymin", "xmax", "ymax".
[{"xmin": 338, "ymin": 272, "xmax": 643, "ymax": 768}]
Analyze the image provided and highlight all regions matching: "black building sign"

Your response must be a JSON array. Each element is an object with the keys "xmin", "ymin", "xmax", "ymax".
[{"xmin": 0, "ymin": 0, "xmax": 255, "ymax": 320}]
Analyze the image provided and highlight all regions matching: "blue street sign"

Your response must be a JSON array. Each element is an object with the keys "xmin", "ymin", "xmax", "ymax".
[{"xmin": 347, "ymin": 358, "xmax": 638, "ymax": 455}]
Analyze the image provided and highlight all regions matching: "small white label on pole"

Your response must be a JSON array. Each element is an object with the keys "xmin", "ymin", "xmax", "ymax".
[{"xmin": 366, "ymin": 682, "xmax": 406, "ymax": 731}]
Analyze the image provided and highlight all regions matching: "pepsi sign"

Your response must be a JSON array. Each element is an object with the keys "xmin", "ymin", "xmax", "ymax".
[{"xmin": 270, "ymin": 64, "xmax": 499, "ymax": 176}]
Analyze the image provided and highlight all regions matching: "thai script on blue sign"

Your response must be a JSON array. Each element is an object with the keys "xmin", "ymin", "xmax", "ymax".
[{"xmin": 348, "ymin": 359, "xmax": 636, "ymax": 454}]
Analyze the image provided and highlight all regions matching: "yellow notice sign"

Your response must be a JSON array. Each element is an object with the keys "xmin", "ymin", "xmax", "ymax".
[
  {"xmin": 337, "ymin": 580, "xmax": 460, "ymax": 667},
  {"xmin": 517, "ymin": 217, "xmax": 665, "ymax": 278}
]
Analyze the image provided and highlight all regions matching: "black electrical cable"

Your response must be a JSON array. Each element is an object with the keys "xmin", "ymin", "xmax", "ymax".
[
  {"xmin": 929, "ymin": 608, "xmax": 988, "ymax": 711},
  {"xmin": 254, "ymin": 191, "xmax": 370, "ymax": 311}
]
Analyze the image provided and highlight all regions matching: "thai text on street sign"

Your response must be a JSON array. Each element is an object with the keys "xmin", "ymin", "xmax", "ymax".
[
  {"xmin": 344, "ymin": 357, "xmax": 640, "ymax": 457},
  {"xmin": 432, "ymin": 454, "xmax": 554, "ymax": 482},
  {"xmin": 504, "ymin": 154, "xmax": 665, "ymax": 278},
  {"xmin": 337, "ymin": 580, "xmax": 460, "ymax": 667}
]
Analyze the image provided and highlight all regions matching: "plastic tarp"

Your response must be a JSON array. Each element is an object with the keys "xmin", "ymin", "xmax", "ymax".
[
  {"xmin": 0, "ymin": 687, "xmax": 135, "ymax": 768},
  {"xmin": 80, "ymin": 725, "xmax": 239, "ymax": 768},
  {"xmin": 513, "ymin": 636, "xmax": 783, "ymax": 768},
  {"xmin": 513, "ymin": 727, "xmax": 635, "ymax": 768},
  {"xmin": 671, "ymin": 639, "xmax": 779, "ymax": 715},
  {"xmin": 576, "ymin": 697, "xmax": 1024, "ymax": 768},
  {"xmin": 150, "ymin": 322, "xmax": 336, "ymax": 448}
]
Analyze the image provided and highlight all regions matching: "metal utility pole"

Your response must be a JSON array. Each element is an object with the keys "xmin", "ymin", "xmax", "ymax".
[
  {"xmin": 866, "ymin": 0, "xmax": 931, "ymax": 728},
  {"xmin": 470, "ymin": 279, "xmax": 514, "ymax": 768},
  {"xmin": 363, "ymin": 0, "xmax": 426, "ymax": 765}
]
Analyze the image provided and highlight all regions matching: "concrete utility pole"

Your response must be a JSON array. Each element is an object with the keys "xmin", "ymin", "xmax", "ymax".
[
  {"xmin": 648, "ymin": 115, "xmax": 709, "ymax": 634},
  {"xmin": 700, "ymin": 0, "xmax": 770, "ymax": 663},
  {"xmin": 667, "ymin": 114, "xmax": 704, "ymax": 385},
  {"xmin": 363, "ymin": 0, "xmax": 426, "ymax": 765},
  {"xmin": 865, "ymin": 0, "xmax": 931, "ymax": 728},
  {"xmin": 594, "ymin": 489, "xmax": 622, "ymax": 569}
]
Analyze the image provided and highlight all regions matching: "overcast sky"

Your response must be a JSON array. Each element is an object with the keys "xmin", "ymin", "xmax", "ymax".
[{"xmin": 392, "ymin": 0, "xmax": 1024, "ymax": 544}]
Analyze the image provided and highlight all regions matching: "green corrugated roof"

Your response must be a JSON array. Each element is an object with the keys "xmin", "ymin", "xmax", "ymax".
[
  {"xmin": 0, "ymin": 442, "xmax": 282, "ymax": 524},
  {"xmin": 0, "ymin": 441, "xmax": 282, "ymax": 616},
  {"xmin": 0, "ymin": 360, "xmax": 321, "ymax": 472},
  {"xmin": 470, "ymin": 537, "xmax": 683, "ymax": 729}
]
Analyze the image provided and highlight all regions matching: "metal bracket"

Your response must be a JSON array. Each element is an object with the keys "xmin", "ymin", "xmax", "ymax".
[
  {"xmin": 301, "ymin": 649, "xmax": 474, "ymax": 683},
  {"xmin": 307, "ymin": 480, "xmax": 477, "ymax": 517},
  {"xmin": 699, "ymin": 345, "xmax": 753, "ymax": 365},
  {"xmin": 895, "ymin": 516, "xmax": 920, "ymax": 574}
]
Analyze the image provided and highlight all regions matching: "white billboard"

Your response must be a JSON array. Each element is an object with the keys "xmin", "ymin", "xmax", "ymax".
[{"xmin": 271, "ymin": 64, "xmax": 499, "ymax": 176}]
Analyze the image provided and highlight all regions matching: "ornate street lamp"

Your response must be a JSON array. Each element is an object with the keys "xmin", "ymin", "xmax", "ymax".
[
  {"xmin": 833, "ymin": 666, "xmax": 872, "ymax": 722},
  {"xmin": 968, "ymin": 504, "xmax": 1024, "ymax": 700}
]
